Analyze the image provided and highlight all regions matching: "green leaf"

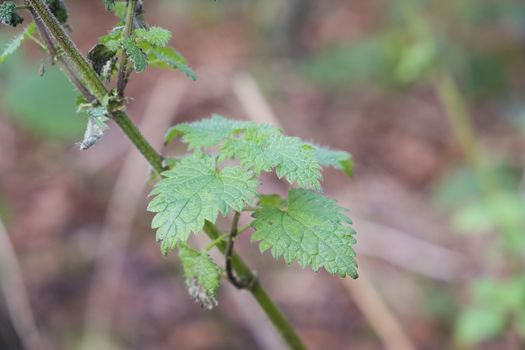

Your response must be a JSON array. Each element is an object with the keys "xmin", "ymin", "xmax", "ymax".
[
  {"xmin": 102, "ymin": 0, "xmax": 115, "ymax": 10},
  {"xmin": 99, "ymin": 26, "xmax": 124, "ymax": 53},
  {"xmin": 148, "ymin": 154, "xmax": 258, "ymax": 254},
  {"xmin": 251, "ymin": 189, "xmax": 358, "ymax": 278},
  {"xmin": 145, "ymin": 46, "xmax": 196, "ymax": 80},
  {"xmin": 135, "ymin": 26, "xmax": 172, "ymax": 47},
  {"xmin": 179, "ymin": 244, "xmax": 222, "ymax": 310},
  {"xmin": 121, "ymin": 38, "xmax": 147, "ymax": 72},
  {"xmin": 0, "ymin": 2, "xmax": 23, "ymax": 27},
  {"xmin": 221, "ymin": 125, "xmax": 322, "ymax": 189},
  {"xmin": 313, "ymin": 144, "xmax": 354, "ymax": 177},
  {"xmin": 168, "ymin": 115, "xmax": 323, "ymax": 189},
  {"xmin": 0, "ymin": 23, "xmax": 36, "ymax": 64},
  {"xmin": 44, "ymin": 0, "xmax": 68, "ymax": 24},
  {"xmin": 164, "ymin": 114, "xmax": 253, "ymax": 148}
]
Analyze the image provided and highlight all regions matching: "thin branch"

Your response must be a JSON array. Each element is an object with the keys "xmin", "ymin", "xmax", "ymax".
[
  {"xmin": 0, "ymin": 219, "xmax": 50, "ymax": 350},
  {"xmin": 204, "ymin": 222, "xmax": 306, "ymax": 350},
  {"xmin": 25, "ymin": 0, "xmax": 107, "ymax": 99},
  {"xmin": 237, "ymin": 223, "xmax": 252, "ymax": 235},
  {"xmin": 343, "ymin": 273, "xmax": 416, "ymax": 350},
  {"xmin": 31, "ymin": 9, "xmax": 95, "ymax": 102},
  {"xmin": 225, "ymin": 211, "xmax": 249, "ymax": 289},
  {"xmin": 116, "ymin": 0, "xmax": 138, "ymax": 97}
]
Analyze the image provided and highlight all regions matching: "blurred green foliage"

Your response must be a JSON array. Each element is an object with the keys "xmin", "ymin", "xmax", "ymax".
[
  {"xmin": 300, "ymin": 0, "xmax": 525, "ymax": 100},
  {"xmin": 0, "ymin": 56, "xmax": 84, "ymax": 140},
  {"xmin": 457, "ymin": 277, "xmax": 525, "ymax": 345}
]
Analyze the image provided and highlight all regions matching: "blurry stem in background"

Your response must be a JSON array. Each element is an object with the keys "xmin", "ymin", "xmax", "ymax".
[
  {"xmin": 434, "ymin": 71, "xmax": 496, "ymax": 194},
  {"xmin": 434, "ymin": 70, "xmax": 523, "ymax": 257},
  {"xmin": 0, "ymin": 220, "xmax": 49, "ymax": 350},
  {"xmin": 25, "ymin": 0, "xmax": 307, "ymax": 348}
]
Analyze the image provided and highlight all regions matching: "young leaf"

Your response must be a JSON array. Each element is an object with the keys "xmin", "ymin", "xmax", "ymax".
[
  {"xmin": 99, "ymin": 26, "xmax": 124, "ymax": 52},
  {"xmin": 121, "ymin": 38, "xmax": 147, "ymax": 72},
  {"xmin": 148, "ymin": 154, "xmax": 258, "ymax": 255},
  {"xmin": 87, "ymin": 44, "xmax": 116, "ymax": 78},
  {"xmin": 145, "ymin": 46, "xmax": 196, "ymax": 81},
  {"xmin": 251, "ymin": 189, "xmax": 358, "ymax": 278},
  {"xmin": 44, "ymin": 0, "xmax": 68, "ymax": 24},
  {"xmin": 313, "ymin": 145, "xmax": 354, "ymax": 177},
  {"xmin": 135, "ymin": 26, "xmax": 172, "ymax": 47},
  {"xmin": 0, "ymin": 23, "xmax": 36, "ymax": 64},
  {"xmin": 164, "ymin": 114, "xmax": 253, "ymax": 148},
  {"xmin": 221, "ymin": 125, "xmax": 322, "ymax": 189},
  {"xmin": 102, "ymin": 0, "xmax": 115, "ymax": 10},
  {"xmin": 0, "ymin": 2, "xmax": 23, "ymax": 27},
  {"xmin": 179, "ymin": 245, "xmax": 222, "ymax": 310}
]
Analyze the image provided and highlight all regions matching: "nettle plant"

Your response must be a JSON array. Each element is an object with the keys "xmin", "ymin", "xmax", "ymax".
[{"xmin": 1, "ymin": 1, "xmax": 357, "ymax": 348}]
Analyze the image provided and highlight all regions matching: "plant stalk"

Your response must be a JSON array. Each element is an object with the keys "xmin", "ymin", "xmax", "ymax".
[
  {"xmin": 25, "ymin": 0, "xmax": 107, "ymax": 100},
  {"xmin": 116, "ymin": 0, "xmax": 137, "ymax": 96},
  {"xmin": 26, "ymin": 1, "xmax": 307, "ymax": 348},
  {"xmin": 204, "ymin": 222, "xmax": 307, "ymax": 350}
]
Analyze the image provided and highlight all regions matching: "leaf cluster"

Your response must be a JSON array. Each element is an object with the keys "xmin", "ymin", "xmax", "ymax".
[
  {"xmin": 148, "ymin": 115, "xmax": 358, "ymax": 304},
  {"xmin": 0, "ymin": 1, "xmax": 358, "ymax": 311}
]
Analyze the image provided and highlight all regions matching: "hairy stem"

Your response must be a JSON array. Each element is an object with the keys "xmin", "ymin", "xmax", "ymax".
[
  {"xmin": 116, "ymin": 0, "xmax": 137, "ymax": 96},
  {"xmin": 31, "ymin": 9, "xmax": 95, "ymax": 101},
  {"xmin": 25, "ymin": 0, "xmax": 107, "ymax": 100},
  {"xmin": 204, "ymin": 222, "xmax": 307, "ymax": 350},
  {"xmin": 112, "ymin": 111, "xmax": 165, "ymax": 174},
  {"xmin": 26, "ymin": 1, "xmax": 307, "ymax": 348}
]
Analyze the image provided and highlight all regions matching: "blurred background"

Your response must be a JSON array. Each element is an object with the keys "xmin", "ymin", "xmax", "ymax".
[{"xmin": 1, "ymin": 0, "xmax": 525, "ymax": 349}]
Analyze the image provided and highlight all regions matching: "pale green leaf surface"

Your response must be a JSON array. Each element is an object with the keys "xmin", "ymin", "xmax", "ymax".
[
  {"xmin": 135, "ymin": 26, "xmax": 171, "ymax": 47},
  {"xmin": 221, "ymin": 125, "xmax": 322, "ymax": 189},
  {"xmin": 122, "ymin": 38, "xmax": 147, "ymax": 72},
  {"xmin": 164, "ymin": 114, "xmax": 253, "ymax": 148},
  {"xmin": 146, "ymin": 46, "xmax": 196, "ymax": 80},
  {"xmin": 314, "ymin": 144, "xmax": 354, "ymax": 177},
  {"xmin": 251, "ymin": 189, "xmax": 357, "ymax": 278},
  {"xmin": 0, "ymin": 23, "xmax": 36, "ymax": 64},
  {"xmin": 179, "ymin": 244, "xmax": 222, "ymax": 309},
  {"xmin": 148, "ymin": 154, "xmax": 258, "ymax": 254}
]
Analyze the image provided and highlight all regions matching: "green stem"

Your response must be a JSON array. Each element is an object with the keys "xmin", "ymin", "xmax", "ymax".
[
  {"xmin": 204, "ymin": 222, "xmax": 307, "ymax": 350},
  {"xmin": 26, "ymin": 1, "xmax": 307, "ymax": 347},
  {"xmin": 116, "ymin": 0, "xmax": 137, "ymax": 96},
  {"xmin": 25, "ymin": 0, "xmax": 107, "ymax": 100},
  {"xmin": 112, "ymin": 111, "xmax": 165, "ymax": 174}
]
